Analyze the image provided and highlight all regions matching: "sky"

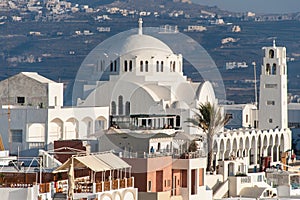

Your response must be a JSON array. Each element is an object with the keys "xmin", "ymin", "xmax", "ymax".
[{"xmin": 192, "ymin": 0, "xmax": 300, "ymax": 14}]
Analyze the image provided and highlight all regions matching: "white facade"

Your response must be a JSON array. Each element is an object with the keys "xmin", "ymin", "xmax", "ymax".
[
  {"xmin": 77, "ymin": 19, "xmax": 216, "ymax": 135},
  {"xmin": 0, "ymin": 72, "xmax": 109, "ymax": 153},
  {"xmin": 258, "ymin": 41, "xmax": 288, "ymax": 129}
]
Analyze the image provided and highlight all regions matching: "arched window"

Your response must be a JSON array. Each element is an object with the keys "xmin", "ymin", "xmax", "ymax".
[
  {"xmin": 272, "ymin": 64, "xmax": 276, "ymax": 75},
  {"xmin": 111, "ymin": 101, "xmax": 116, "ymax": 115},
  {"xmin": 266, "ymin": 63, "xmax": 270, "ymax": 75},
  {"xmin": 140, "ymin": 61, "xmax": 143, "ymax": 72},
  {"xmin": 170, "ymin": 61, "xmax": 173, "ymax": 72},
  {"xmin": 269, "ymin": 49, "xmax": 275, "ymax": 58},
  {"xmin": 145, "ymin": 61, "xmax": 149, "ymax": 72},
  {"xmin": 118, "ymin": 95, "xmax": 123, "ymax": 115},
  {"xmin": 101, "ymin": 60, "xmax": 105, "ymax": 71},
  {"xmin": 125, "ymin": 101, "xmax": 130, "ymax": 116},
  {"xmin": 110, "ymin": 61, "xmax": 113, "ymax": 72},
  {"xmin": 129, "ymin": 60, "xmax": 133, "ymax": 71},
  {"xmin": 124, "ymin": 60, "xmax": 128, "ymax": 72},
  {"xmin": 156, "ymin": 61, "xmax": 159, "ymax": 72},
  {"xmin": 173, "ymin": 61, "xmax": 176, "ymax": 72},
  {"xmin": 161, "ymin": 61, "xmax": 164, "ymax": 72},
  {"xmin": 283, "ymin": 65, "xmax": 286, "ymax": 75},
  {"xmin": 114, "ymin": 60, "xmax": 117, "ymax": 71}
]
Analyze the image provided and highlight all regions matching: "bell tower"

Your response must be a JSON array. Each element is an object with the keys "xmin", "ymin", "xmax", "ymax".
[{"xmin": 258, "ymin": 41, "xmax": 288, "ymax": 130}]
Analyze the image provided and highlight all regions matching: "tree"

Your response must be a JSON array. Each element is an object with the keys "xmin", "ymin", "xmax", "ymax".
[{"xmin": 186, "ymin": 102, "xmax": 230, "ymax": 172}]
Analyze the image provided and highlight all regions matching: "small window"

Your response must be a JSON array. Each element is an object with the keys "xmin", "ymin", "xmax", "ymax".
[
  {"xmin": 124, "ymin": 60, "xmax": 128, "ymax": 72},
  {"xmin": 156, "ymin": 61, "xmax": 159, "ymax": 72},
  {"xmin": 145, "ymin": 61, "xmax": 149, "ymax": 72},
  {"xmin": 148, "ymin": 180, "xmax": 152, "ymax": 192},
  {"xmin": 246, "ymin": 114, "xmax": 248, "ymax": 123},
  {"xmin": 140, "ymin": 61, "xmax": 143, "ymax": 72},
  {"xmin": 114, "ymin": 60, "xmax": 117, "ymax": 71},
  {"xmin": 269, "ymin": 118, "xmax": 273, "ymax": 123},
  {"xmin": 17, "ymin": 97, "xmax": 25, "ymax": 104},
  {"xmin": 161, "ymin": 61, "xmax": 164, "ymax": 72},
  {"xmin": 111, "ymin": 101, "xmax": 116, "ymax": 115},
  {"xmin": 110, "ymin": 61, "xmax": 113, "ymax": 71},
  {"xmin": 269, "ymin": 49, "xmax": 275, "ymax": 58},
  {"xmin": 272, "ymin": 64, "xmax": 276, "ymax": 75},
  {"xmin": 129, "ymin": 60, "xmax": 133, "ymax": 71},
  {"xmin": 266, "ymin": 64, "xmax": 270, "ymax": 75},
  {"xmin": 267, "ymin": 100, "xmax": 275, "ymax": 105},
  {"xmin": 12, "ymin": 130, "xmax": 22, "ymax": 143}
]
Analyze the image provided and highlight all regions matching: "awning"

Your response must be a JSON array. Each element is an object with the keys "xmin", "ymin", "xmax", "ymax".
[{"xmin": 53, "ymin": 152, "xmax": 130, "ymax": 173}]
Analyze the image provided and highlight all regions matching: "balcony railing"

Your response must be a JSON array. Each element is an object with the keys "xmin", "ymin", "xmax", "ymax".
[{"xmin": 81, "ymin": 177, "xmax": 135, "ymax": 193}]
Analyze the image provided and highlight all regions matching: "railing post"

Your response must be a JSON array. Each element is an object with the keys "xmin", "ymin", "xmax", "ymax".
[
  {"xmin": 93, "ymin": 183, "xmax": 96, "ymax": 193},
  {"xmin": 124, "ymin": 178, "xmax": 127, "ymax": 188}
]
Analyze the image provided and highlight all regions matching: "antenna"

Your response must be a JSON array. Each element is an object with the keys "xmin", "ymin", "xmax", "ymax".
[{"xmin": 252, "ymin": 61, "xmax": 258, "ymax": 107}]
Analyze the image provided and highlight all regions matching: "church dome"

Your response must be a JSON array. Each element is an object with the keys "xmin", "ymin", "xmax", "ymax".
[{"xmin": 120, "ymin": 34, "xmax": 173, "ymax": 55}]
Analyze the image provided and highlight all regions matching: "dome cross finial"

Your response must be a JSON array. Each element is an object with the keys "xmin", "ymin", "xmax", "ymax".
[{"xmin": 138, "ymin": 18, "xmax": 143, "ymax": 35}]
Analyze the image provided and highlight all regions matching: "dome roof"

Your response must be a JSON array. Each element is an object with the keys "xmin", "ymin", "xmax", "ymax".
[{"xmin": 120, "ymin": 34, "xmax": 173, "ymax": 55}]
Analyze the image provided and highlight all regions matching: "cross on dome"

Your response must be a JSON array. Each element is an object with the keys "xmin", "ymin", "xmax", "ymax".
[{"xmin": 138, "ymin": 18, "xmax": 143, "ymax": 35}]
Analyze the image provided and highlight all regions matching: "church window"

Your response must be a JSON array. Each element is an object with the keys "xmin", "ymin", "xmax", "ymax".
[
  {"xmin": 266, "ymin": 64, "xmax": 270, "ymax": 75},
  {"xmin": 111, "ymin": 101, "xmax": 116, "ymax": 115},
  {"xmin": 145, "ymin": 61, "xmax": 149, "ymax": 72},
  {"xmin": 272, "ymin": 64, "xmax": 276, "ymax": 75},
  {"xmin": 125, "ymin": 101, "xmax": 130, "ymax": 116},
  {"xmin": 246, "ymin": 114, "xmax": 248, "ymax": 123},
  {"xmin": 114, "ymin": 60, "xmax": 117, "ymax": 71},
  {"xmin": 118, "ymin": 95, "xmax": 123, "ymax": 115},
  {"xmin": 173, "ymin": 61, "xmax": 176, "ymax": 72},
  {"xmin": 156, "ymin": 61, "xmax": 159, "ymax": 72},
  {"xmin": 129, "ymin": 60, "xmax": 133, "ymax": 71},
  {"xmin": 110, "ymin": 61, "xmax": 113, "ymax": 72},
  {"xmin": 140, "ymin": 61, "xmax": 143, "ymax": 72},
  {"xmin": 269, "ymin": 49, "xmax": 274, "ymax": 58},
  {"xmin": 170, "ymin": 61, "xmax": 173, "ymax": 72},
  {"xmin": 124, "ymin": 60, "xmax": 128, "ymax": 72},
  {"xmin": 161, "ymin": 61, "xmax": 164, "ymax": 72}
]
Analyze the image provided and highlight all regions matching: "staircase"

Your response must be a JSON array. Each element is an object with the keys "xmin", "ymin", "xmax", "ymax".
[{"xmin": 213, "ymin": 179, "xmax": 229, "ymax": 199}]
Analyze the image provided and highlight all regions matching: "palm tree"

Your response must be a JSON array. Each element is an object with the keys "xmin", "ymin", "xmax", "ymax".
[{"xmin": 186, "ymin": 102, "xmax": 230, "ymax": 172}]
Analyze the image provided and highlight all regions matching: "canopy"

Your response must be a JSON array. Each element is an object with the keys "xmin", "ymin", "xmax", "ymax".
[{"xmin": 53, "ymin": 152, "xmax": 130, "ymax": 173}]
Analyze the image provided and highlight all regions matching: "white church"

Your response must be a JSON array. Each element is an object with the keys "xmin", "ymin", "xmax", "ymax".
[{"xmin": 75, "ymin": 19, "xmax": 291, "ymax": 170}]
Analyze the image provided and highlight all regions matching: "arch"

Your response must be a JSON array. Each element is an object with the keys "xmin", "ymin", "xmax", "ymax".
[
  {"xmin": 125, "ymin": 101, "xmax": 130, "ymax": 116},
  {"xmin": 219, "ymin": 139, "xmax": 225, "ymax": 160},
  {"xmin": 156, "ymin": 61, "xmax": 159, "ymax": 72},
  {"xmin": 101, "ymin": 194, "xmax": 113, "ymax": 200},
  {"xmin": 224, "ymin": 139, "xmax": 231, "ymax": 159},
  {"xmin": 140, "ymin": 61, "xmax": 143, "ymax": 72},
  {"xmin": 232, "ymin": 138, "xmax": 237, "ymax": 157},
  {"xmin": 82, "ymin": 117, "xmax": 93, "ymax": 137},
  {"xmin": 65, "ymin": 117, "xmax": 79, "ymax": 139},
  {"xmin": 49, "ymin": 118, "xmax": 63, "ymax": 142},
  {"xmin": 239, "ymin": 137, "xmax": 244, "ymax": 157},
  {"xmin": 160, "ymin": 61, "xmax": 164, "ymax": 72},
  {"xmin": 123, "ymin": 191, "xmax": 135, "ymax": 200},
  {"xmin": 273, "ymin": 134, "xmax": 280, "ymax": 162},
  {"xmin": 124, "ymin": 60, "xmax": 128, "ymax": 72},
  {"xmin": 95, "ymin": 116, "xmax": 107, "ymax": 133},
  {"xmin": 272, "ymin": 63, "xmax": 276, "ymax": 75},
  {"xmin": 279, "ymin": 134, "xmax": 285, "ymax": 156},
  {"xmin": 111, "ymin": 101, "xmax": 116, "ymax": 115},
  {"xmin": 250, "ymin": 136, "xmax": 256, "ymax": 165},
  {"xmin": 269, "ymin": 49, "xmax": 275, "ymax": 58},
  {"xmin": 118, "ymin": 95, "xmax": 123, "ymax": 115}
]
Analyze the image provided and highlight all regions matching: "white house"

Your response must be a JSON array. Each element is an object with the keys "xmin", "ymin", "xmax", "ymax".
[{"xmin": 0, "ymin": 72, "xmax": 109, "ymax": 153}]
